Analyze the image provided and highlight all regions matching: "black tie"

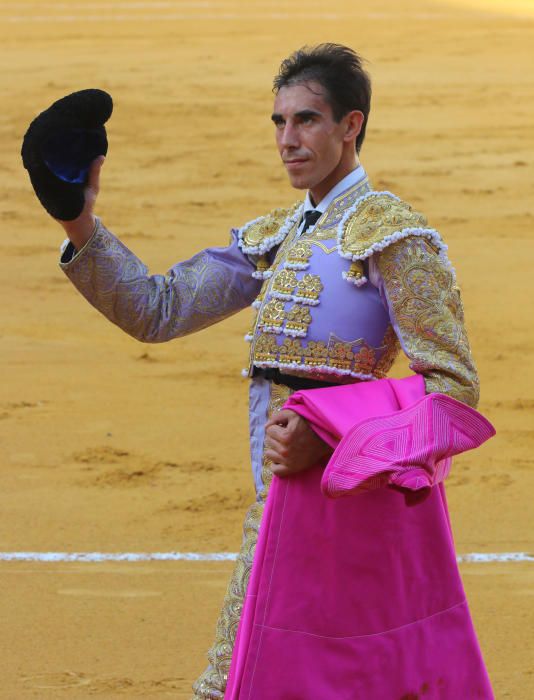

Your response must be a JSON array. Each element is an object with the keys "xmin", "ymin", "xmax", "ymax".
[{"xmin": 301, "ymin": 209, "xmax": 322, "ymax": 233}]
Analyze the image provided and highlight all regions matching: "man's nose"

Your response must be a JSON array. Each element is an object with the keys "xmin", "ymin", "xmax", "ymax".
[{"xmin": 280, "ymin": 122, "xmax": 299, "ymax": 149}]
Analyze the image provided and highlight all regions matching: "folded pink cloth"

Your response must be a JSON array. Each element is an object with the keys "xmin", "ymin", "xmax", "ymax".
[
  {"xmin": 284, "ymin": 385, "xmax": 495, "ymax": 497},
  {"xmin": 225, "ymin": 375, "xmax": 495, "ymax": 699}
]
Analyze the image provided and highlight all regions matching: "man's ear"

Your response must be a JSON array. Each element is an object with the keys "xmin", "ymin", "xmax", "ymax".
[{"xmin": 343, "ymin": 110, "xmax": 364, "ymax": 143}]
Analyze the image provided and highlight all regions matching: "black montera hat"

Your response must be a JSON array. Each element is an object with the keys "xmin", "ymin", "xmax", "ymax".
[{"xmin": 21, "ymin": 89, "xmax": 113, "ymax": 221}]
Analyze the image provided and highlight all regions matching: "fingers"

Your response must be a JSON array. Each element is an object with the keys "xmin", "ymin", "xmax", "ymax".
[
  {"xmin": 269, "ymin": 463, "xmax": 292, "ymax": 478},
  {"xmin": 265, "ymin": 422, "xmax": 289, "ymax": 444},
  {"xmin": 264, "ymin": 427, "xmax": 288, "ymax": 457},
  {"xmin": 265, "ymin": 409, "xmax": 294, "ymax": 429},
  {"xmin": 265, "ymin": 446, "xmax": 288, "ymax": 466},
  {"xmin": 265, "ymin": 431, "xmax": 311, "ymax": 475}
]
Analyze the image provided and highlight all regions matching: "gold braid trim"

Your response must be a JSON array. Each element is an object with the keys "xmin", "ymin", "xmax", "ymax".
[{"xmin": 191, "ymin": 384, "xmax": 291, "ymax": 699}]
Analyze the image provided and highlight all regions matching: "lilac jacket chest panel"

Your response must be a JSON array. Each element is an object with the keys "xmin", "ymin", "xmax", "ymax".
[{"xmin": 247, "ymin": 236, "xmax": 393, "ymax": 381}]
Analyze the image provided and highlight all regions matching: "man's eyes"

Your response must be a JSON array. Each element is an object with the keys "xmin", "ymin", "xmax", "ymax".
[{"xmin": 272, "ymin": 115, "xmax": 316, "ymax": 128}]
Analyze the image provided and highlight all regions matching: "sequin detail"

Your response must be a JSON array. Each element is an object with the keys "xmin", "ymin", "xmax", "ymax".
[
  {"xmin": 294, "ymin": 273, "xmax": 323, "ymax": 305},
  {"xmin": 343, "ymin": 260, "xmax": 366, "ymax": 286},
  {"xmin": 285, "ymin": 304, "xmax": 312, "ymax": 337},
  {"xmin": 375, "ymin": 236, "xmax": 479, "ymax": 407},
  {"xmin": 271, "ymin": 269, "xmax": 298, "ymax": 300},
  {"xmin": 285, "ymin": 240, "xmax": 313, "ymax": 270},
  {"xmin": 257, "ymin": 298, "xmax": 286, "ymax": 334},
  {"xmin": 250, "ymin": 334, "xmax": 392, "ymax": 382}
]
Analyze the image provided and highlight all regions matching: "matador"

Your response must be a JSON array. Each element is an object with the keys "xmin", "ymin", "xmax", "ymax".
[{"xmin": 24, "ymin": 43, "xmax": 494, "ymax": 699}]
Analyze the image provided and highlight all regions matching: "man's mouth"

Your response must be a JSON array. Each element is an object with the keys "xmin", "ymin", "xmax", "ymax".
[{"xmin": 284, "ymin": 158, "xmax": 308, "ymax": 170}]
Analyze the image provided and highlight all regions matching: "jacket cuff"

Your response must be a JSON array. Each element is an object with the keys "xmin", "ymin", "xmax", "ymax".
[{"xmin": 59, "ymin": 217, "xmax": 100, "ymax": 267}]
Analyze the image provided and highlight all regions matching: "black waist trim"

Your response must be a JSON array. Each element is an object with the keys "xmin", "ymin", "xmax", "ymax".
[{"xmin": 252, "ymin": 367, "xmax": 338, "ymax": 391}]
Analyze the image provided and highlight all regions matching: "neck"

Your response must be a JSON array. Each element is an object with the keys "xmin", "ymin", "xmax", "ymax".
[{"xmin": 310, "ymin": 154, "xmax": 360, "ymax": 205}]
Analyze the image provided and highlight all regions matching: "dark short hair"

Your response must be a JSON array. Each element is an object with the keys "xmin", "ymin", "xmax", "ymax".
[{"xmin": 273, "ymin": 43, "xmax": 371, "ymax": 153}]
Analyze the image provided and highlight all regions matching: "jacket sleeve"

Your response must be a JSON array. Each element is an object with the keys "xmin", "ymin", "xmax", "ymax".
[
  {"xmin": 369, "ymin": 235, "xmax": 480, "ymax": 407},
  {"xmin": 59, "ymin": 219, "xmax": 262, "ymax": 343}
]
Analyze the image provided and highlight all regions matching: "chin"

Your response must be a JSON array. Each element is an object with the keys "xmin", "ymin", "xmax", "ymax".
[{"xmin": 287, "ymin": 175, "xmax": 311, "ymax": 191}]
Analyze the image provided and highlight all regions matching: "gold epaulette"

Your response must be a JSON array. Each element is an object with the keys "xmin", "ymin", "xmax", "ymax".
[
  {"xmin": 337, "ymin": 192, "xmax": 446, "ymax": 286},
  {"xmin": 238, "ymin": 202, "xmax": 302, "ymax": 256}
]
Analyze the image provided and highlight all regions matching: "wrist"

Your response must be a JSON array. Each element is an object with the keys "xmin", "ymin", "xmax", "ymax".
[{"xmin": 60, "ymin": 214, "xmax": 97, "ymax": 250}]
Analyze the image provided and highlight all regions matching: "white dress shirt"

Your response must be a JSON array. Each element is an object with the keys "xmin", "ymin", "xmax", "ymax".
[{"xmin": 296, "ymin": 164, "xmax": 367, "ymax": 236}]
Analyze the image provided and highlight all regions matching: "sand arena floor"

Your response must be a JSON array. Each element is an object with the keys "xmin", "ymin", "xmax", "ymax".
[{"xmin": 1, "ymin": 0, "xmax": 533, "ymax": 697}]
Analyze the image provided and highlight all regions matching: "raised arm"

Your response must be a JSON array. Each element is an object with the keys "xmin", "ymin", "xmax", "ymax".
[
  {"xmin": 369, "ymin": 236, "xmax": 480, "ymax": 408},
  {"xmin": 57, "ymin": 158, "xmax": 261, "ymax": 342}
]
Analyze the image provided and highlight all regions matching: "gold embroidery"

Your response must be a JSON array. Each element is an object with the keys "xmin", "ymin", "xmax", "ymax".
[
  {"xmin": 258, "ymin": 298, "xmax": 286, "ymax": 333},
  {"xmin": 309, "ymin": 241, "xmax": 338, "ymax": 255},
  {"xmin": 247, "ymin": 180, "xmax": 375, "ymax": 362},
  {"xmin": 192, "ymin": 384, "xmax": 292, "ymax": 699},
  {"xmin": 268, "ymin": 381, "xmax": 292, "ymax": 413},
  {"xmin": 250, "ymin": 318, "xmax": 400, "ymax": 380},
  {"xmin": 246, "ymin": 220, "xmax": 302, "ymax": 376},
  {"xmin": 245, "ymin": 310, "xmax": 258, "ymax": 341},
  {"xmin": 269, "ymin": 219, "xmax": 302, "ymax": 268},
  {"xmin": 345, "ymin": 260, "xmax": 365, "ymax": 283},
  {"xmin": 327, "ymin": 341, "xmax": 354, "ymax": 371},
  {"xmin": 246, "ymin": 184, "xmax": 425, "ymax": 381},
  {"xmin": 322, "ymin": 339, "xmax": 376, "ymax": 374},
  {"xmin": 352, "ymin": 343, "xmax": 376, "ymax": 375},
  {"xmin": 302, "ymin": 176, "xmax": 372, "ymax": 237},
  {"xmin": 285, "ymin": 304, "xmax": 312, "ymax": 337},
  {"xmin": 254, "ymin": 334, "xmax": 278, "ymax": 363},
  {"xmin": 295, "ymin": 273, "xmax": 323, "ymax": 304},
  {"xmin": 302, "ymin": 340, "xmax": 329, "ymax": 367},
  {"xmin": 278, "ymin": 337, "xmax": 303, "ymax": 364},
  {"xmin": 241, "ymin": 204, "xmax": 300, "ymax": 250},
  {"xmin": 250, "ymin": 331, "xmax": 402, "ymax": 380},
  {"xmin": 255, "ymin": 254, "xmax": 271, "ymax": 276},
  {"xmin": 271, "ymin": 269, "xmax": 298, "ymax": 298},
  {"xmin": 286, "ymin": 240, "xmax": 313, "ymax": 269},
  {"xmin": 251, "ymin": 285, "xmax": 266, "ymax": 309},
  {"xmin": 340, "ymin": 194, "xmax": 428, "ymax": 259},
  {"xmin": 374, "ymin": 324, "xmax": 401, "ymax": 378},
  {"xmin": 375, "ymin": 237, "xmax": 479, "ymax": 407}
]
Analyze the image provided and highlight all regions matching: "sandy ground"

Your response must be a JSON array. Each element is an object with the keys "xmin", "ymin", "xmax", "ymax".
[{"xmin": 1, "ymin": 0, "xmax": 533, "ymax": 697}]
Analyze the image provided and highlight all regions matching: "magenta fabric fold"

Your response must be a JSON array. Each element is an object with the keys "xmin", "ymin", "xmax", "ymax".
[
  {"xmin": 225, "ymin": 376, "xmax": 494, "ymax": 699},
  {"xmin": 284, "ymin": 378, "xmax": 495, "ymax": 497}
]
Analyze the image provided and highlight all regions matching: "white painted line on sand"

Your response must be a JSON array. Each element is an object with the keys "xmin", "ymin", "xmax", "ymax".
[
  {"xmin": 0, "ymin": 551, "xmax": 533, "ymax": 563},
  {"xmin": 457, "ymin": 552, "xmax": 534, "ymax": 563},
  {"xmin": 0, "ymin": 552, "xmax": 238, "ymax": 562}
]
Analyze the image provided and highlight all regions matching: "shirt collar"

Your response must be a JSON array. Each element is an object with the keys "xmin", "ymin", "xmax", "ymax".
[{"xmin": 302, "ymin": 165, "xmax": 367, "ymax": 214}]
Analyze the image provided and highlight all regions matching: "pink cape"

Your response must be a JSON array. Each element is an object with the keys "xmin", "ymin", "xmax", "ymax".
[{"xmin": 226, "ymin": 376, "xmax": 495, "ymax": 699}]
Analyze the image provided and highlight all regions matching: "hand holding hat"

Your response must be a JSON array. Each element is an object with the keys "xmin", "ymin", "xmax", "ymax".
[{"xmin": 21, "ymin": 89, "xmax": 112, "ymax": 221}]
